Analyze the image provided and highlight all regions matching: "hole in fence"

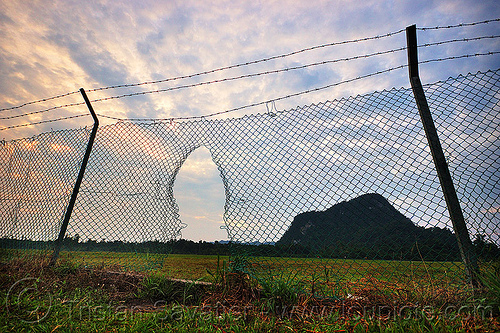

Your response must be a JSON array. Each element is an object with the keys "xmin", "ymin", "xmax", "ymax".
[{"xmin": 173, "ymin": 147, "xmax": 228, "ymax": 242}]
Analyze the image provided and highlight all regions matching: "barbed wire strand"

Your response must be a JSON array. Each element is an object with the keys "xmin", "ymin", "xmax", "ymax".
[
  {"xmin": 89, "ymin": 48, "xmax": 408, "ymax": 105},
  {"xmin": 421, "ymin": 51, "xmax": 500, "ymax": 64},
  {"xmin": 88, "ymin": 17, "xmax": 500, "ymax": 91},
  {"xmin": 420, "ymin": 35, "xmax": 500, "ymax": 47},
  {"xmin": 418, "ymin": 18, "xmax": 500, "ymax": 31},
  {"xmin": 0, "ymin": 102, "xmax": 86, "ymax": 121},
  {"xmin": 97, "ymin": 51, "xmax": 500, "ymax": 122},
  {"xmin": 2, "ymin": 18, "xmax": 497, "ymax": 113},
  {"xmin": 0, "ymin": 46, "xmax": 409, "ymax": 121},
  {"xmin": 0, "ymin": 91, "xmax": 80, "ymax": 113},
  {"xmin": 3, "ymin": 51, "xmax": 498, "ymax": 129},
  {"xmin": 85, "ymin": 36, "xmax": 500, "ymax": 106},
  {"xmin": 0, "ymin": 28, "xmax": 408, "ymax": 113},
  {"xmin": 0, "ymin": 114, "xmax": 88, "ymax": 131},
  {"xmin": 3, "ymin": 34, "xmax": 498, "ymax": 121},
  {"xmin": 87, "ymin": 29, "xmax": 407, "ymax": 93},
  {"xmin": 95, "ymin": 65, "xmax": 408, "ymax": 122}
]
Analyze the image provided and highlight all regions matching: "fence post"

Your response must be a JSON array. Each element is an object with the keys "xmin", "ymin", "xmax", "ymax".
[
  {"xmin": 49, "ymin": 88, "xmax": 99, "ymax": 266},
  {"xmin": 406, "ymin": 25, "xmax": 479, "ymax": 285}
]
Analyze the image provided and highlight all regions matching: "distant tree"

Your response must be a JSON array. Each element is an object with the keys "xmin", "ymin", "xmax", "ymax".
[{"xmin": 473, "ymin": 234, "xmax": 500, "ymax": 261}]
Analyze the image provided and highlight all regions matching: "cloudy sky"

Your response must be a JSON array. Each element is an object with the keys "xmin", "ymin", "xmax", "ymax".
[{"xmin": 0, "ymin": 0, "xmax": 499, "ymax": 242}]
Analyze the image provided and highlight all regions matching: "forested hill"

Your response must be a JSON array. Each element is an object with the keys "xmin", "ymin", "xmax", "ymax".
[
  {"xmin": 3, "ymin": 193, "xmax": 499, "ymax": 261},
  {"xmin": 277, "ymin": 193, "xmax": 461, "ymax": 260}
]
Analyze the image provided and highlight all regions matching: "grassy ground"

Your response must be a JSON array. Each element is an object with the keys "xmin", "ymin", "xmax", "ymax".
[
  {"xmin": 1, "ymin": 251, "xmax": 499, "ymax": 332},
  {"xmin": 59, "ymin": 250, "xmax": 468, "ymax": 301}
]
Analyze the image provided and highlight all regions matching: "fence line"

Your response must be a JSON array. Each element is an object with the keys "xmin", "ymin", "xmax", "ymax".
[
  {"xmin": 417, "ymin": 18, "xmax": 500, "ymax": 30},
  {"xmin": 2, "ymin": 50, "xmax": 497, "ymax": 130},
  {"xmin": 0, "ymin": 23, "xmax": 499, "ymax": 293},
  {"xmin": 2, "ymin": 17, "xmax": 498, "ymax": 114},
  {"xmin": 1, "ymin": 68, "xmax": 498, "ymax": 281}
]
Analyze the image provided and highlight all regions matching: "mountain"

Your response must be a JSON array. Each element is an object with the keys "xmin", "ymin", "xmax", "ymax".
[{"xmin": 277, "ymin": 193, "xmax": 460, "ymax": 261}]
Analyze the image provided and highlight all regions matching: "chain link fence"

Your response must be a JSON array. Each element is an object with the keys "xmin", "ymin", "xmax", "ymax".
[
  {"xmin": 0, "ymin": 129, "xmax": 90, "ymax": 255},
  {"xmin": 1, "ymin": 69, "xmax": 499, "ymax": 292}
]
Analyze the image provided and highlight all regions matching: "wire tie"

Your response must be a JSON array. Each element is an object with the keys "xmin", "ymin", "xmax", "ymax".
[{"xmin": 266, "ymin": 101, "xmax": 278, "ymax": 117}]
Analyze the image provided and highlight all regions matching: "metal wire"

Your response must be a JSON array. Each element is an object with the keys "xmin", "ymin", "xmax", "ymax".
[
  {"xmin": 1, "ymin": 69, "xmax": 498, "ymax": 284},
  {"xmin": 2, "ymin": 43, "xmax": 497, "ymax": 128},
  {"xmin": 92, "ymin": 50, "xmax": 499, "ymax": 122},
  {"xmin": 418, "ymin": 18, "xmax": 500, "ymax": 30},
  {"xmin": 0, "ymin": 114, "xmax": 89, "ymax": 131},
  {"xmin": 0, "ymin": 19, "xmax": 498, "ymax": 286},
  {"xmin": 86, "ymin": 28, "xmax": 406, "ymax": 93},
  {"xmin": 0, "ymin": 28, "xmax": 407, "ymax": 114},
  {"xmin": 0, "ymin": 91, "xmax": 80, "ymax": 113},
  {"xmin": 3, "ymin": 17, "xmax": 497, "ymax": 116}
]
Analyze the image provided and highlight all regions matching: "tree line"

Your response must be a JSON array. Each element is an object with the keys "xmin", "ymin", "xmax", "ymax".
[{"xmin": 1, "ymin": 234, "xmax": 498, "ymax": 262}]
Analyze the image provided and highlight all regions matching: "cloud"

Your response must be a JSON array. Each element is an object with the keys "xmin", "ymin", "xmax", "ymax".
[
  {"xmin": 2, "ymin": 0, "xmax": 499, "ymax": 128},
  {"xmin": 482, "ymin": 206, "xmax": 500, "ymax": 214},
  {"xmin": 1, "ymin": 0, "xmax": 499, "ymax": 244},
  {"xmin": 174, "ymin": 147, "xmax": 227, "ymax": 241}
]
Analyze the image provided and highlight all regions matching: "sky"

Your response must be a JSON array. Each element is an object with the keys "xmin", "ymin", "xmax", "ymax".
[{"xmin": 0, "ymin": 0, "xmax": 499, "ymax": 242}]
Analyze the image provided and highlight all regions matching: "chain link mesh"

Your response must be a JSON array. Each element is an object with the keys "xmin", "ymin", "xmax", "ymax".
[
  {"xmin": 1, "ymin": 69, "xmax": 499, "ymax": 290},
  {"xmin": 0, "ymin": 128, "xmax": 90, "ymax": 255}
]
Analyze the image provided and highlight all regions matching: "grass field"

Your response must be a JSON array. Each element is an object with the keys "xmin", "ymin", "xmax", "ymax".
[
  {"xmin": 1, "ymin": 250, "xmax": 499, "ymax": 332},
  {"xmin": 53, "ymin": 250, "xmax": 466, "ymax": 281}
]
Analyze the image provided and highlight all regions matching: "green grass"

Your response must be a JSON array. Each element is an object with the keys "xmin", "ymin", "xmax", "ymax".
[
  {"xmin": 2, "ymin": 303, "xmax": 495, "ymax": 333},
  {"xmin": 1, "ymin": 283, "xmax": 498, "ymax": 332},
  {"xmin": 1, "ymin": 249, "xmax": 469, "ymax": 303},
  {"xmin": 64, "ymin": 251, "xmax": 465, "ymax": 285},
  {"xmin": 1, "ymin": 248, "xmax": 464, "ymax": 281},
  {"xmin": 1, "ymin": 251, "xmax": 498, "ymax": 332}
]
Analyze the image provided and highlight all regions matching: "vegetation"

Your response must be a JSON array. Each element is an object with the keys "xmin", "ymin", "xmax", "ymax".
[
  {"xmin": 4, "ymin": 196, "xmax": 499, "ymax": 264},
  {"xmin": 278, "ymin": 193, "xmax": 462, "ymax": 261},
  {"xmin": 1, "ymin": 254, "xmax": 499, "ymax": 332},
  {"xmin": 2, "ymin": 232, "xmax": 498, "ymax": 262},
  {"xmin": 2, "ymin": 193, "xmax": 499, "ymax": 332}
]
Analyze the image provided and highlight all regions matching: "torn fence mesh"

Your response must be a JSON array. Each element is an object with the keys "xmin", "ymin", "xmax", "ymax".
[{"xmin": 0, "ymin": 69, "xmax": 498, "ymax": 264}]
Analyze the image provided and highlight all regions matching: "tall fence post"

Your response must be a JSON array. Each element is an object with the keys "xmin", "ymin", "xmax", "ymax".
[
  {"xmin": 49, "ymin": 88, "xmax": 99, "ymax": 266},
  {"xmin": 406, "ymin": 25, "xmax": 479, "ymax": 285}
]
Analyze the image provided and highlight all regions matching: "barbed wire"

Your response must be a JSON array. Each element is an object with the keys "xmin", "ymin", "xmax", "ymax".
[
  {"xmin": 2, "ymin": 50, "xmax": 498, "ymax": 129},
  {"xmin": 0, "ymin": 101, "xmax": 86, "ymax": 121},
  {"xmin": 88, "ymin": 47, "xmax": 409, "ymax": 105},
  {"xmin": 97, "ymin": 51, "xmax": 500, "ymax": 122},
  {"xmin": 0, "ymin": 28, "xmax": 407, "ymax": 113},
  {"xmin": 0, "ymin": 47, "xmax": 406, "ymax": 121},
  {"xmin": 88, "ymin": 18, "xmax": 499, "ymax": 93},
  {"xmin": 0, "ymin": 114, "xmax": 88, "ymax": 131},
  {"xmin": 1, "ymin": 18, "xmax": 497, "ymax": 115},
  {"xmin": 87, "ymin": 29, "xmax": 407, "ymax": 93},
  {"xmin": 0, "ymin": 91, "xmax": 80, "ymax": 113},
  {"xmin": 420, "ymin": 51, "xmax": 500, "ymax": 64},
  {"xmin": 418, "ymin": 18, "xmax": 500, "ymax": 30},
  {"xmin": 88, "ymin": 34, "xmax": 500, "ymax": 105},
  {"xmin": 419, "ymin": 35, "xmax": 500, "ymax": 48},
  {"xmin": 96, "ymin": 64, "xmax": 408, "ymax": 122},
  {"xmin": 4, "ymin": 34, "xmax": 497, "ymax": 122}
]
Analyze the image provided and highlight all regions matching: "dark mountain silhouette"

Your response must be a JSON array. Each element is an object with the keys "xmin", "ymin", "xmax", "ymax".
[{"xmin": 277, "ymin": 193, "xmax": 461, "ymax": 261}]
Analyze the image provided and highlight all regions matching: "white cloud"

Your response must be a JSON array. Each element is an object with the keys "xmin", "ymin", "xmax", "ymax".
[
  {"xmin": 0, "ymin": 0, "xmax": 499, "ymax": 243},
  {"xmin": 482, "ymin": 206, "xmax": 500, "ymax": 214}
]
